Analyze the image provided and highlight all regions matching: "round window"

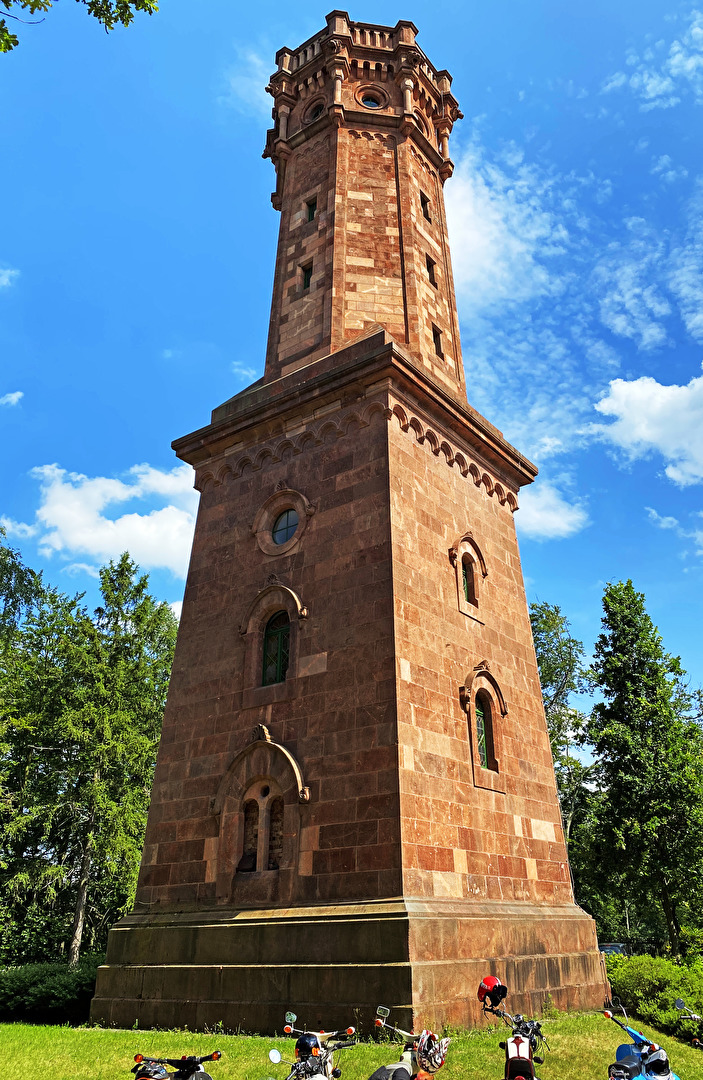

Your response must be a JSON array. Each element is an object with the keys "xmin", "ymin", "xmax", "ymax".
[
  {"xmin": 361, "ymin": 93, "xmax": 381, "ymax": 108},
  {"xmin": 309, "ymin": 103, "xmax": 324, "ymax": 120},
  {"xmin": 272, "ymin": 509, "xmax": 299, "ymax": 545}
]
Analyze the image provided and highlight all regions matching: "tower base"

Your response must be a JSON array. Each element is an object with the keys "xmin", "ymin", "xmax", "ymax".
[{"xmin": 91, "ymin": 898, "xmax": 608, "ymax": 1032}]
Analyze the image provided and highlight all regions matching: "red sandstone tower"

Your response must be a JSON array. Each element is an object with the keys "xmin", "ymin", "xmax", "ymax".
[{"xmin": 92, "ymin": 11, "xmax": 607, "ymax": 1031}]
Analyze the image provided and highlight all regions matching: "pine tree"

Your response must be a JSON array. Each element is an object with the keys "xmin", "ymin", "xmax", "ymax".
[{"xmin": 587, "ymin": 580, "xmax": 703, "ymax": 953}]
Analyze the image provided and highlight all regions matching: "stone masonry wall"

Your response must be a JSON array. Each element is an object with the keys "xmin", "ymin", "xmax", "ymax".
[
  {"xmin": 386, "ymin": 399, "xmax": 572, "ymax": 906},
  {"xmin": 136, "ymin": 407, "xmax": 402, "ymax": 911}
]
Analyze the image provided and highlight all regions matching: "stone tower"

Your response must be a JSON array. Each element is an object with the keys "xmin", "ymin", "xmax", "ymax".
[{"xmin": 92, "ymin": 11, "xmax": 607, "ymax": 1032}]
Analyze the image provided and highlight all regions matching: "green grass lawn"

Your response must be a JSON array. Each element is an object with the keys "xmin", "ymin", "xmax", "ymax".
[{"xmin": 2, "ymin": 1012, "xmax": 703, "ymax": 1080}]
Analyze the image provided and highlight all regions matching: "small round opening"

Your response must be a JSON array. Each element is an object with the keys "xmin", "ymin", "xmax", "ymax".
[
  {"xmin": 309, "ymin": 103, "xmax": 324, "ymax": 121},
  {"xmin": 261, "ymin": 785, "xmax": 270, "ymax": 798},
  {"xmin": 361, "ymin": 93, "xmax": 381, "ymax": 108},
  {"xmin": 272, "ymin": 508, "xmax": 299, "ymax": 545}
]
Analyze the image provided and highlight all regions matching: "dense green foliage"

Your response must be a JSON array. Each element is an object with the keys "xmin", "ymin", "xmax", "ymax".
[
  {"xmin": 0, "ymin": 0, "xmax": 157, "ymax": 53},
  {"xmin": 607, "ymin": 953, "xmax": 703, "ymax": 1039},
  {"xmin": 531, "ymin": 584, "xmax": 703, "ymax": 956},
  {"xmin": 0, "ymin": 952, "xmax": 103, "ymax": 1023},
  {"xmin": 0, "ymin": 543, "xmax": 177, "ymax": 965}
]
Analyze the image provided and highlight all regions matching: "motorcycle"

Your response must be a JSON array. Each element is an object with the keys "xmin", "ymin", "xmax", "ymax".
[
  {"xmin": 268, "ymin": 1011, "xmax": 357, "ymax": 1080},
  {"xmin": 369, "ymin": 1004, "xmax": 450, "ymax": 1079},
  {"xmin": 603, "ymin": 1002, "xmax": 679, "ymax": 1079},
  {"xmin": 674, "ymin": 997, "xmax": 703, "ymax": 1049},
  {"xmin": 478, "ymin": 975, "xmax": 549, "ymax": 1080},
  {"xmin": 131, "ymin": 1051, "xmax": 221, "ymax": 1080}
]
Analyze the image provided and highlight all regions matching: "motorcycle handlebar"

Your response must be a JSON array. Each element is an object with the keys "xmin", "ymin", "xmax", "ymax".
[{"xmin": 135, "ymin": 1053, "xmax": 222, "ymax": 1068}]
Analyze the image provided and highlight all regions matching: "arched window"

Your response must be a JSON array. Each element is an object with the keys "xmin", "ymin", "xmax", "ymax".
[
  {"xmin": 262, "ymin": 611, "xmax": 290, "ymax": 685},
  {"xmin": 268, "ymin": 797, "xmax": 284, "ymax": 870},
  {"xmin": 450, "ymin": 534, "xmax": 487, "ymax": 620},
  {"xmin": 462, "ymin": 555, "xmax": 478, "ymax": 607},
  {"xmin": 237, "ymin": 799, "xmax": 259, "ymax": 873},
  {"xmin": 475, "ymin": 690, "xmax": 496, "ymax": 771}
]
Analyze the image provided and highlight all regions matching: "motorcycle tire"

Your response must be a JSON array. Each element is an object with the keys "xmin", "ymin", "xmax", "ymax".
[{"xmin": 367, "ymin": 1069, "xmax": 412, "ymax": 1080}]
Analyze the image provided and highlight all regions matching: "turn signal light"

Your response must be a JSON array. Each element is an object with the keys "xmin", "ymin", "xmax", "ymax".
[
  {"xmin": 134, "ymin": 1056, "xmax": 143, "ymax": 1064},
  {"xmin": 375, "ymin": 1019, "xmax": 383, "ymax": 1027},
  {"xmin": 347, "ymin": 1027, "xmax": 355, "ymax": 1035},
  {"xmin": 213, "ymin": 1052, "xmax": 221, "ymax": 1060},
  {"xmin": 604, "ymin": 1011, "xmax": 612, "ymax": 1018},
  {"xmin": 284, "ymin": 1026, "xmax": 293, "ymax": 1034}
]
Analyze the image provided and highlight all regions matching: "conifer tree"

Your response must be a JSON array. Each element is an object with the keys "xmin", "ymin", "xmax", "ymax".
[{"xmin": 587, "ymin": 579, "xmax": 703, "ymax": 953}]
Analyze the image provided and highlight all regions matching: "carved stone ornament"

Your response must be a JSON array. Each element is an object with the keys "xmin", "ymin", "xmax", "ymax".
[{"xmin": 251, "ymin": 723, "xmax": 272, "ymax": 743}]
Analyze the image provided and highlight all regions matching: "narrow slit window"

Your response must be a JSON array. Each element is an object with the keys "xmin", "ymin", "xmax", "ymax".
[
  {"xmin": 262, "ymin": 610, "xmax": 290, "ymax": 686},
  {"xmin": 238, "ymin": 800, "xmax": 259, "ymax": 872},
  {"xmin": 475, "ymin": 692, "xmax": 497, "ymax": 772},
  {"xmin": 426, "ymin": 254, "xmax": 437, "ymax": 287},
  {"xmin": 420, "ymin": 191, "xmax": 432, "ymax": 221},
  {"xmin": 432, "ymin": 324, "xmax": 443, "ymax": 358},
  {"xmin": 302, "ymin": 263, "xmax": 313, "ymax": 290},
  {"xmin": 462, "ymin": 556, "xmax": 478, "ymax": 607},
  {"xmin": 306, "ymin": 197, "xmax": 317, "ymax": 222},
  {"xmin": 268, "ymin": 797, "xmax": 284, "ymax": 870}
]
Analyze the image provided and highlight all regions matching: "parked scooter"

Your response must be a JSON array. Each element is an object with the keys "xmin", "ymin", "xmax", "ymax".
[
  {"xmin": 131, "ymin": 1051, "xmax": 221, "ymax": 1080},
  {"xmin": 268, "ymin": 1011, "xmax": 357, "ymax": 1079},
  {"xmin": 478, "ymin": 975, "xmax": 549, "ymax": 1080},
  {"xmin": 368, "ymin": 1004, "xmax": 450, "ymax": 1079},
  {"xmin": 603, "ymin": 1002, "xmax": 679, "ymax": 1079},
  {"xmin": 674, "ymin": 997, "xmax": 703, "ymax": 1049}
]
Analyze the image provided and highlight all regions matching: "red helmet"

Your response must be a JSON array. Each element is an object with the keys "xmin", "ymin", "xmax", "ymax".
[{"xmin": 478, "ymin": 975, "xmax": 507, "ymax": 1007}]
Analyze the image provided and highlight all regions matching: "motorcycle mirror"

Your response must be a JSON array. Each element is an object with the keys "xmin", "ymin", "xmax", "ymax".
[
  {"xmin": 269, "ymin": 1050, "xmax": 282, "ymax": 1064},
  {"xmin": 675, "ymin": 999, "xmax": 686, "ymax": 1010},
  {"xmin": 285, "ymin": 1012, "xmax": 297, "ymax": 1025},
  {"xmin": 376, "ymin": 1006, "xmax": 391, "ymax": 1018}
]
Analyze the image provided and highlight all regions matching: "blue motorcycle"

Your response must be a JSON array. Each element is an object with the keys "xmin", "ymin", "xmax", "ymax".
[{"xmin": 603, "ymin": 1003, "xmax": 678, "ymax": 1080}]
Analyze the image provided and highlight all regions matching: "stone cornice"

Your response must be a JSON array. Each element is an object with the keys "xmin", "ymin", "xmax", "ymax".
[{"xmin": 174, "ymin": 330, "xmax": 536, "ymax": 502}]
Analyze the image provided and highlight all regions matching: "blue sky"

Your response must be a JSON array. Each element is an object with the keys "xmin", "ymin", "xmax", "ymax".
[{"xmin": 1, "ymin": 0, "xmax": 703, "ymax": 687}]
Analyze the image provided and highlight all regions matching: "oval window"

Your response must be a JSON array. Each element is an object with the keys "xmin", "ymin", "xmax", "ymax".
[
  {"xmin": 361, "ymin": 94, "xmax": 381, "ymax": 108},
  {"xmin": 272, "ymin": 508, "xmax": 299, "ymax": 545},
  {"xmin": 309, "ymin": 103, "xmax": 324, "ymax": 121}
]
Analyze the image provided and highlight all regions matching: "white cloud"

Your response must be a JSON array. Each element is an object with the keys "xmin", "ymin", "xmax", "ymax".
[
  {"xmin": 220, "ymin": 47, "xmax": 272, "ymax": 119},
  {"xmin": 668, "ymin": 180, "xmax": 703, "ymax": 342},
  {"xmin": 591, "ymin": 218, "xmax": 671, "ymax": 350},
  {"xmin": 169, "ymin": 600, "xmax": 183, "ymax": 620},
  {"xmin": 600, "ymin": 9, "xmax": 703, "ymax": 110},
  {"xmin": 601, "ymin": 71, "xmax": 627, "ymax": 93},
  {"xmin": 0, "ymin": 516, "xmax": 38, "ymax": 539},
  {"xmin": 0, "ymin": 391, "xmax": 23, "ymax": 406},
  {"xmin": 10, "ymin": 462, "xmax": 199, "ymax": 577},
  {"xmin": 231, "ymin": 360, "xmax": 259, "ymax": 380},
  {"xmin": 445, "ymin": 142, "xmax": 568, "ymax": 318},
  {"xmin": 650, "ymin": 154, "xmax": 688, "ymax": 184},
  {"xmin": 0, "ymin": 267, "xmax": 19, "ymax": 289},
  {"xmin": 645, "ymin": 506, "xmax": 680, "ymax": 529},
  {"xmin": 62, "ymin": 562, "xmax": 101, "ymax": 579},
  {"xmin": 516, "ymin": 481, "xmax": 589, "ymax": 540},
  {"xmin": 594, "ymin": 367, "xmax": 703, "ymax": 485}
]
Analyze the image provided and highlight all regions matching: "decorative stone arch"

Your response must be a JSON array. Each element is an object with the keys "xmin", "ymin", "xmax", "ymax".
[
  {"xmin": 449, "ymin": 533, "xmax": 488, "ymax": 620},
  {"xmin": 212, "ymin": 724, "xmax": 310, "ymax": 905},
  {"xmin": 459, "ymin": 661, "xmax": 507, "ymax": 794},
  {"xmin": 251, "ymin": 486, "xmax": 315, "ymax": 556},
  {"xmin": 240, "ymin": 581, "xmax": 308, "ymax": 707}
]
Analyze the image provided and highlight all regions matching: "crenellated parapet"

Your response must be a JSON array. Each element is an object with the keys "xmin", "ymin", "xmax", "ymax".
[{"xmin": 263, "ymin": 9, "xmax": 463, "ymax": 204}]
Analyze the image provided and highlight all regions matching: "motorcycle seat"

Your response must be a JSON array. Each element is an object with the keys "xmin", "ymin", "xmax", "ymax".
[{"xmin": 608, "ymin": 1056, "xmax": 641, "ymax": 1080}]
